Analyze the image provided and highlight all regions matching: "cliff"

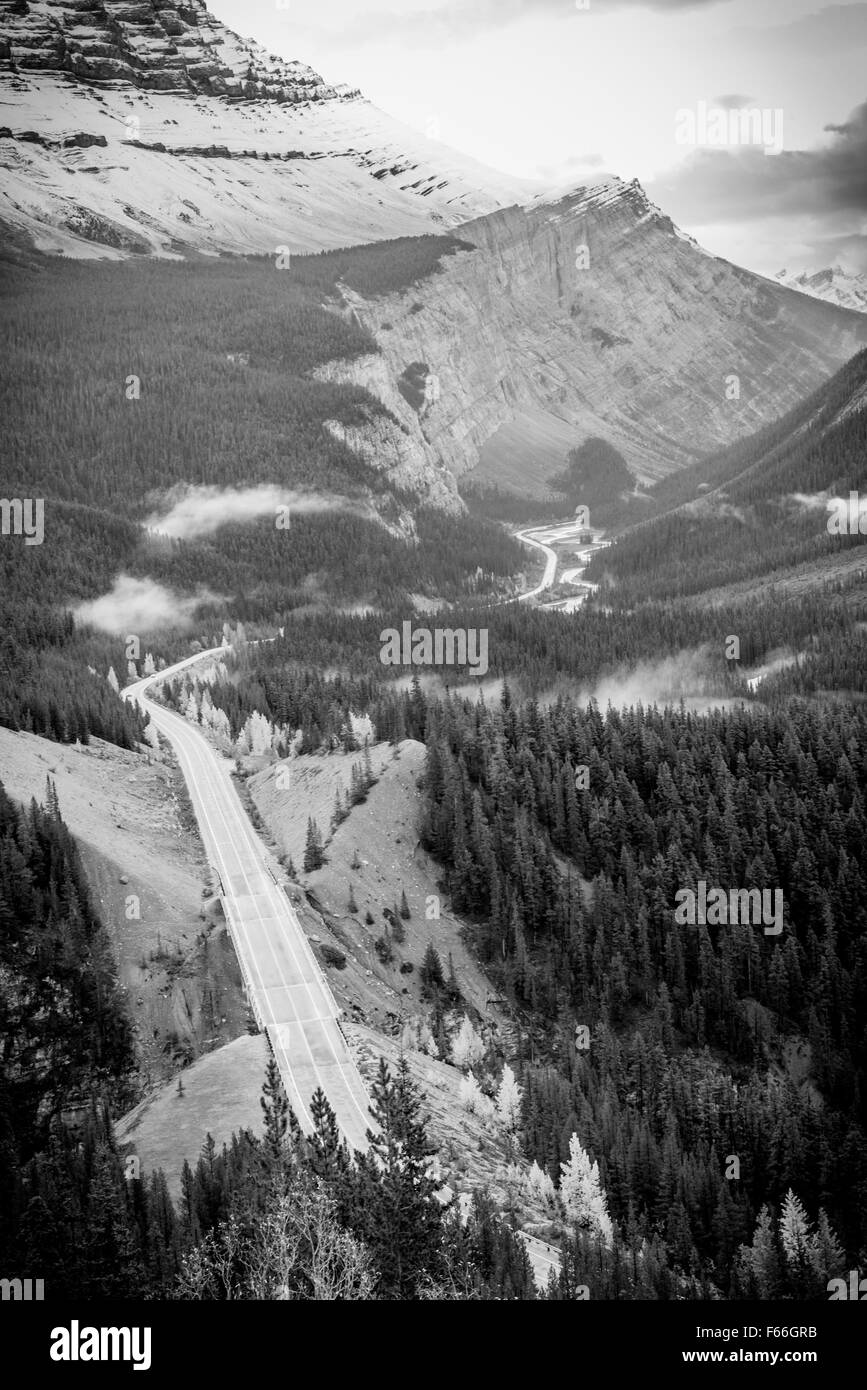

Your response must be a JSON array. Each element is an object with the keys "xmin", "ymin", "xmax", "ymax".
[{"xmin": 334, "ymin": 180, "xmax": 867, "ymax": 489}]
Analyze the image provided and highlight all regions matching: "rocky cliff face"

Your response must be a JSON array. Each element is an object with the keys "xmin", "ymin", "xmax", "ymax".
[
  {"xmin": 315, "ymin": 352, "xmax": 462, "ymax": 520},
  {"xmin": 0, "ymin": 0, "xmax": 347, "ymax": 99},
  {"xmin": 336, "ymin": 180, "xmax": 867, "ymax": 490}
]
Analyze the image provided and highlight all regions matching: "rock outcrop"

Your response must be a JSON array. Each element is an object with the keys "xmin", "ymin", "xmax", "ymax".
[
  {"xmin": 315, "ymin": 352, "xmax": 461, "ymax": 517},
  {"xmin": 0, "ymin": 0, "xmax": 344, "ymax": 101}
]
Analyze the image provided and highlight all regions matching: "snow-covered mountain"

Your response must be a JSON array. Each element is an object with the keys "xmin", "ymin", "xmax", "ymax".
[
  {"xmin": 774, "ymin": 266, "xmax": 867, "ymax": 315},
  {"xmin": 0, "ymin": 0, "xmax": 530, "ymax": 258}
]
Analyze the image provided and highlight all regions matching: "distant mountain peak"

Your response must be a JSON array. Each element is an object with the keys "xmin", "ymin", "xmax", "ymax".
[{"xmin": 774, "ymin": 264, "xmax": 867, "ymax": 314}]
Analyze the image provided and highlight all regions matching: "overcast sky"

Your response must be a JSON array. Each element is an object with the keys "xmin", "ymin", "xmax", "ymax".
[{"xmin": 216, "ymin": 0, "xmax": 867, "ymax": 275}]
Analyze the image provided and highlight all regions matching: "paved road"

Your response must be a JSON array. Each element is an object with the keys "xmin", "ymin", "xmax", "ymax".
[
  {"xmin": 123, "ymin": 650, "xmax": 373, "ymax": 1152},
  {"xmin": 515, "ymin": 527, "xmax": 559, "ymax": 600},
  {"xmin": 516, "ymin": 522, "xmax": 606, "ymax": 601},
  {"xmin": 518, "ymin": 1232, "xmax": 562, "ymax": 1289},
  {"xmin": 122, "ymin": 622, "xmax": 568, "ymax": 1283}
]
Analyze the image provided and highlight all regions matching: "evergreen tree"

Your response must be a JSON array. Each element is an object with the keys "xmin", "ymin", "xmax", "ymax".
[
  {"xmin": 303, "ymin": 817, "xmax": 325, "ymax": 872},
  {"xmin": 559, "ymin": 1133, "xmax": 613, "ymax": 1247},
  {"xmin": 419, "ymin": 943, "xmax": 445, "ymax": 1001},
  {"xmin": 345, "ymin": 1058, "xmax": 444, "ymax": 1298}
]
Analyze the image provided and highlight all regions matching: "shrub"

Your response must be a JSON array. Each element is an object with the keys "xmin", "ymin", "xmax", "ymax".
[
  {"xmin": 374, "ymin": 935, "xmax": 393, "ymax": 965},
  {"xmin": 321, "ymin": 944, "xmax": 347, "ymax": 969}
]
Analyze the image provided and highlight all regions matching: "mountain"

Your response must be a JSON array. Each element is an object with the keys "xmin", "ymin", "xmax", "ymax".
[
  {"xmin": 774, "ymin": 266, "xmax": 867, "ymax": 315},
  {"xmin": 0, "ymin": 0, "xmax": 529, "ymax": 258},
  {"xmin": 583, "ymin": 345, "xmax": 867, "ymax": 602},
  {"xmin": 322, "ymin": 179, "xmax": 867, "ymax": 489},
  {"xmin": 2, "ymin": 1, "xmax": 866, "ymax": 503}
]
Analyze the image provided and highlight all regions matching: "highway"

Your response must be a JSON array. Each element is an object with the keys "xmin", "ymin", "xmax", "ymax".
[
  {"xmin": 123, "ymin": 650, "xmax": 373, "ymax": 1152},
  {"xmin": 519, "ymin": 1232, "xmax": 562, "ymax": 1289},
  {"xmin": 515, "ymin": 527, "xmax": 559, "ymax": 600},
  {"xmin": 122, "ymin": 615, "xmax": 569, "ymax": 1281},
  {"xmin": 516, "ymin": 521, "xmax": 607, "ymax": 601}
]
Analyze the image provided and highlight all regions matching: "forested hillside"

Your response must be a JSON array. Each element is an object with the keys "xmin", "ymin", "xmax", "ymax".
[
  {"xmin": 0, "ymin": 244, "xmax": 522, "ymax": 748},
  {"xmin": 0, "ymin": 782, "xmax": 535, "ymax": 1300},
  {"xmin": 0, "ymin": 779, "xmax": 135, "ymax": 1167},
  {"xmin": 158, "ymin": 628, "xmax": 867, "ymax": 1296},
  {"xmin": 586, "ymin": 349, "xmax": 867, "ymax": 601},
  {"xmin": 173, "ymin": 586, "xmax": 864, "ymax": 733},
  {"xmin": 417, "ymin": 690, "xmax": 867, "ymax": 1291}
]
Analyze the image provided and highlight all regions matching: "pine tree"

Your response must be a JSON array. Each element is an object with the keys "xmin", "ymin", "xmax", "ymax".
[
  {"xmin": 559, "ymin": 1133, "xmax": 613, "ymax": 1247},
  {"xmin": 458, "ymin": 1070, "xmax": 484, "ymax": 1113},
  {"xmin": 451, "ymin": 1016, "xmax": 485, "ymax": 1071},
  {"xmin": 779, "ymin": 1189, "xmax": 812, "ymax": 1264},
  {"xmin": 303, "ymin": 816, "xmax": 325, "ymax": 872},
  {"xmin": 526, "ymin": 1159, "xmax": 556, "ymax": 1209},
  {"xmin": 345, "ymin": 1058, "xmax": 444, "ymax": 1298},
  {"xmin": 261, "ymin": 1057, "xmax": 288, "ymax": 1163},
  {"xmin": 419, "ymin": 942, "xmax": 445, "ymax": 1001},
  {"xmin": 308, "ymin": 1088, "xmax": 349, "ymax": 1180},
  {"xmin": 495, "ymin": 1064, "xmax": 523, "ymax": 1131},
  {"xmin": 812, "ymin": 1208, "xmax": 845, "ymax": 1284}
]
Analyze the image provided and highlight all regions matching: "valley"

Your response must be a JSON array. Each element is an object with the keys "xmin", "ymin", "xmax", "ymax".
[{"xmin": 2, "ymin": 0, "xmax": 867, "ymax": 1324}]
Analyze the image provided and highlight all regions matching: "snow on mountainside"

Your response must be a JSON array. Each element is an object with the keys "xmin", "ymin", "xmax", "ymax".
[
  {"xmin": 0, "ymin": 0, "xmax": 531, "ymax": 258},
  {"xmin": 774, "ymin": 266, "xmax": 867, "ymax": 315},
  {"xmin": 3, "ymin": 2, "xmax": 867, "ymax": 506}
]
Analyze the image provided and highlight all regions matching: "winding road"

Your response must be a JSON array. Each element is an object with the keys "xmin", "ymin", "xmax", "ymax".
[
  {"xmin": 122, "ymin": 536, "xmax": 589, "ymax": 1280},
  {"xmin": 123, "ymin": 651, "xmax": 373, "ymax": 1152},
  {"xmin": 516, "ymin": 521, "xmax": 608, "ymax": 602},
  {"xmin": 515, "ymin": 527, "xmax": 560, "ymax": 600}
]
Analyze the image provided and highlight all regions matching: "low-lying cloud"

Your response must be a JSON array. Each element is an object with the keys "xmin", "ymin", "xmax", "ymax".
[
  {"xmin": 74, "ymin": 574, "xmax": 221, "ymax": 634},
  {"xmin": 144, "ymin": 484, "xmax": 354, "ymax": 541},
  {"xmin": 789, "ymin": 490, "xmax": 833, "ymax": 512},
  {"xmin": 575, "ymin": 648, "xmax": 733, "ymax": 712}
]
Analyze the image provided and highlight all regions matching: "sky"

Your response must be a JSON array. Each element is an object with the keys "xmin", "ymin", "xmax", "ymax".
[{"xmin": 216, "ymin": 0, "xmax": 867, "ymax": 275}]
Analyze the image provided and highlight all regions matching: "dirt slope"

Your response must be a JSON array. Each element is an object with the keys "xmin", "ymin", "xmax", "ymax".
[
  {"xmin": 248, "ymin": 739, "xmax": 506, "ymax": 1031},
  {"xmin": 0, "ymin": 727, "xmax": 248, "ymax": 1079}
]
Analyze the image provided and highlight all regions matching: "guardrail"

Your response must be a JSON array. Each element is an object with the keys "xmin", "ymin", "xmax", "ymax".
[{"xmin": 219, "ymin": 892, "xmax": 266, "ymax": 1034}]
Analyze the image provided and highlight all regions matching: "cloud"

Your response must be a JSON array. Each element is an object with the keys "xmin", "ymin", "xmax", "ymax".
[
  {"xmin": 310, "ymin": 0, "xmax": 725, "ymax": 49},
  {"xmin": 733, "ymin": 3, "xmax": 867, "ymax": 58},
  {"xmin": 143, "ymin": 484, "xmax": 354, "ymax": 541},
  {"xmin": 535, "ymin": 152, "xmax": 607, "ymax": 182},
  {"xmin": 789, "ymin": 491, "xmax": 833, "ymax": 512},
  {"xmin": 74, "ymin": 575, "xmax": 222, "ymax": 635},
  {"xmin": 575, "ymin": 648, "xmax": 729, "ymax": 711},
  {"xmin": 649, "ymin": 98, "xmax": 867, "ymax": 225},
  {"xmin": 714, "ymin": 94, "xmax": 756, "ymax": 110}
]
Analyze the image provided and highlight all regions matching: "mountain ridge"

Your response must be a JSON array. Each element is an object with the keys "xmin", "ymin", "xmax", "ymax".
[
  {"xmin": 0, "ymin": 0, "xmax": 532, "ymax": 257},
  {"xmin": 774, "ymin": 265, "xmax": 867, "ymax": 315},
  {"xmin": 330, "ymin": 180, "xmax": 867, "ymax": 488}
]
